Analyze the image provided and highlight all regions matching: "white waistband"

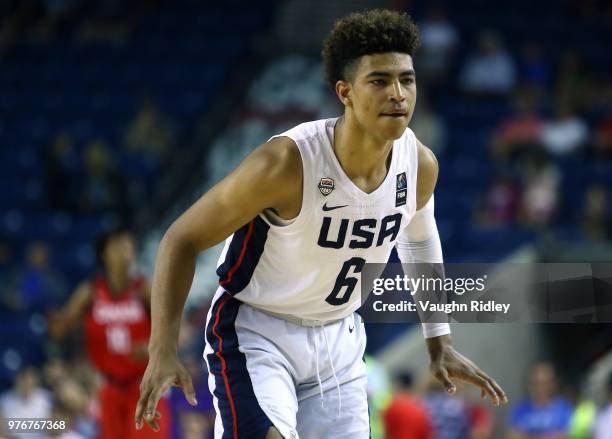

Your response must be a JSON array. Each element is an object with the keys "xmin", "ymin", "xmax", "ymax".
[{"xmin": 257, "ymin": 308, "xmax": 341, "ymax": 327}]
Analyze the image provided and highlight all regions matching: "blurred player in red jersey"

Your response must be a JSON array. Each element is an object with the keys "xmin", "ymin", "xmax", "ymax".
[
  {"xmin": 50, "ymin": 228, "xmax": 171, "ymax": 439},
  {"xmin": 384, "ymin": 371, "xmax": 433, "ymax": 439}
]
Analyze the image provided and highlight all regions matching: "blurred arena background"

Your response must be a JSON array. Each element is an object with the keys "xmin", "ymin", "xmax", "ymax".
[{"xmin": 0, "ymin": 0, "xmax": 611, "ymax": 437}]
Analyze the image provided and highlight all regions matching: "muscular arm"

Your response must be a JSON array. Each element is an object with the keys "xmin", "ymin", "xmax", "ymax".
[
  {"xmin": 136, "ymin": 136, "xmax": 302, "ymax": 431},
  {"xmin": 48, "ymin": 281, "xmax": 92, "ymax": 338},
  {"xmin": 148, "ymin": 136, "xmax": 302, "ymax": 355}
]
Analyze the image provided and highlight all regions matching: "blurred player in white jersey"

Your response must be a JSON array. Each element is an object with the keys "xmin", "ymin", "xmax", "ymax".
[{"xmin": 135, "ymin": 9, "xmax": 507, "ymax": 439}]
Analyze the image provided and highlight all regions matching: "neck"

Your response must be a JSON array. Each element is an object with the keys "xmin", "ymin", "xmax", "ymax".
[
  {"xmin": 106, "ymin": 266, "xmax": 130, "ymax": 294},
  {"xmin": 334, "ymin": 113, "xmax": 394, "ymax": 180}
]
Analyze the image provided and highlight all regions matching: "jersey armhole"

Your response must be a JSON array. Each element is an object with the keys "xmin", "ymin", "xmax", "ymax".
[{"xmin": 258, "ymin": 135, "xmax": 313, "ymax": 231}]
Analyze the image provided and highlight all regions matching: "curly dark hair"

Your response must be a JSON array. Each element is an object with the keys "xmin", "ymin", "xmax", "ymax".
[{"xmin": 322, "ymin": 9, "xmax": 420, "ymax": 87}]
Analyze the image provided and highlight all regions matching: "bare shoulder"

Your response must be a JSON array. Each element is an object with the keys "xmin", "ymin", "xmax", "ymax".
[
  {"xmin": 169, "ymin": 135, "xmax": 304, "ymax": 252},
  {"xmin": 416, "ymin": 138, "xmax": 439, "ymax": 210},
  {"xmin": 248, "ymin": 136, "xmax": 303, "ymax": 215},
  {"xmin": 255, "ymin": 136, "xmax": 302, "ymax": 186}
]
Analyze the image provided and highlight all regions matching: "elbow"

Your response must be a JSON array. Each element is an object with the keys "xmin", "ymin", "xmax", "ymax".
[{"xmin": 161, "ymin": 222, "xmax": 199, "ymax": 260}]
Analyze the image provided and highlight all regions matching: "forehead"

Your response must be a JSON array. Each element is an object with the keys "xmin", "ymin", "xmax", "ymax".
[{"xmin": 355, "ymin": 52, "xmax": 414, "ymax": 76}]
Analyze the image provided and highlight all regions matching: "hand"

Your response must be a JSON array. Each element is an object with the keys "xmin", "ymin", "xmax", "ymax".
[
  {"xmin": 135, "ymin": 350, "xmax": 198, "ymax": 431},
  {"xmin": 427, "ymin": 336, "xmax": 507, "ymax": 406}
]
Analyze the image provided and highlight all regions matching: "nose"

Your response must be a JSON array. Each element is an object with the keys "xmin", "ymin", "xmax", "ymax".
[{"xmin": 389, "ymin": 80, "xmax": 405, "ymax": 102}]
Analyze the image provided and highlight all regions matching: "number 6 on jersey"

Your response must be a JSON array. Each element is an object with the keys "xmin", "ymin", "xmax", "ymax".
[{"xmin": 325, "ymin": 257, "xmax": 366, "ymax": 305}]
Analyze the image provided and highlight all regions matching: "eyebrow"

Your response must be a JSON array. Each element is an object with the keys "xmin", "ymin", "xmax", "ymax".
[{"xmin": 365, "ymin": 69, "xmax": 416, "ymax": 78}]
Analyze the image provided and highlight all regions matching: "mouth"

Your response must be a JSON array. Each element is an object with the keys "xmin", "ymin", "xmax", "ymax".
[{"xmin": 380, "ymin": 112, "xmax": 407, "ymax": 118}]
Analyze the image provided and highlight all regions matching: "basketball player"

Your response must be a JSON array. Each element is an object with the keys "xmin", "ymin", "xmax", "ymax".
[
  {"xmin": 135, "ymin": 9, "xmax": 507, "ymax": 438},
  {"xmin": 50, "ymin": 228, "xmax": 171, "ymax": 439}
]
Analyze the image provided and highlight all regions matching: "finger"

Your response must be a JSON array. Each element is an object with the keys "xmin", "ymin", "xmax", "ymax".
[
  {"xmin": 145, "ymin": 419, "xmax": 159, "ymax": 433},
  {"xmin": 144, "ymin": 392, "xmax": 166, "ymax": 432},
  {"xmin": 135, "ymin": 385, "xmax": 152, "ymax": 430},
  {"xmin": 476, "ymin": 370, "xmax": 508, "ymax": 404},
  {"xmin": 178, "ymin": 371, "xmax": 198, "ymax": 406},
  {"xmin": 144, "ymin": 411, "xmax": 163, "ymax": 432},
  {"xmin": 146, "ymin": 417, "xmax": 160, "ymax": 432},
  {"xmin": 144, "ymin": 379, "xmax": 172, "ymax": 426},
  {"xmin": 470, "ymin": 374, "xmax": 498, "ymax": 406},
  {"xmin": 433, "ymin": 367, "xmax": 456, "ymax": 394}
]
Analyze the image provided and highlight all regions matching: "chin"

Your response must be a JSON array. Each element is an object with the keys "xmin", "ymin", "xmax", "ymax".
[
  {"xmin": 378, "ymin": 119, "xmax": 408, "ymax": 137},
  {"xmin": 381, "ymin": 124, "xmax": 407, "ymax": 140}
]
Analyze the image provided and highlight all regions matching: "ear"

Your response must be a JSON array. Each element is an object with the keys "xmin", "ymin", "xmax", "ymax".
[{"xmin": 335, "ymin": 80, "xmax": 352, "ymax": 108}]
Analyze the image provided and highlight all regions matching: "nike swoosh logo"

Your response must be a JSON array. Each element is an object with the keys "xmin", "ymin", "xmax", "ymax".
[{"xmin": 322, "ymin": 202, "xmax": 348, "ymax": 211}]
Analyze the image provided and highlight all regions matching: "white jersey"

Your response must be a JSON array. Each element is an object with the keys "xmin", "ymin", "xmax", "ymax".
[{"xmin": 214, "ymin": 117, "xmax": 418, "ymax": 321}]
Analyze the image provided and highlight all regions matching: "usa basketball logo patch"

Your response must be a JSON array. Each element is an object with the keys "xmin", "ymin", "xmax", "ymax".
[{"xmin": 318, "ymin": 177, "xmax": 335, "ymax": 196}]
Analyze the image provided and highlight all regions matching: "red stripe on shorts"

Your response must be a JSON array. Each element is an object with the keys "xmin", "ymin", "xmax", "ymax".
[{"xmin": 212, "ymin": 296, "xmax": 238, "ymax": 438}]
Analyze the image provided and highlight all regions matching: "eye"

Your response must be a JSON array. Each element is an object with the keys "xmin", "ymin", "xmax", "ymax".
[
  {"xmin": 370, "ymin": 79, "xmax": 386, "ymax": 86},
  {"xmin": 401, "ymin": 77, "xmax": 415, "ymax": 85}
]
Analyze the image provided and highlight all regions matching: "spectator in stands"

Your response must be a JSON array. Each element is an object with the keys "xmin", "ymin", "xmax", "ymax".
[
  {"xmin": 0, "ymin": 367, "xmax": 52, "ymax": 420},
  {"xmin": 17, "ymin": 240, "xmax": 65, "ymax": 311},
  {"xmin": 43, "ymin": 356, "xmax": 69, "ymax": 389},
  {"xmin": 45, "ymin": 132, "xmax": 79, "ymax": 211},
  {"xmin": 410, "ymin": 96, "xmax": 447, "ymax": 156},
  {"xmin": 518, "ymin": 152, "xmax": 561, "ymax": 228},
  {"xmin": 459, "ymin": 31, "xmax": 516, "ymax": 95},
  {"xmin": 49, "ymin": 400, "xmax": 86, "ymax": 439},
  {"xmin": 422, "ymin": 375, "xmax": 495, "ymax": 439},
  {"xmin": 416, "ymin": 5, "xmax": 459, "ymax": 84},
  {"xmin": 476, "ymin": 173, "xmax": 520, "ymax": 227},
  {"xmin": 55, "ymin": 377, "xmax": 98, "ymax": 438},
  {"xmin": 79, "ymin": 139, "xmax": 128, "ymax": 217},
  {"xmin": 423, "ymin": 378, "xmax": 470, "ymax": 439},
  {"xmin": 383, "ymin": 370, "xmax": 433, "ymax": 439},
  {"xmin": 492, "ymin": 91, "xmax": 544, "ymax": 160},
  {"xmin": 593, "ymin": 110, "xmax": 612, "ymax": 159},
  {"xmin": 580, "ymin": 184, "xmax": 611, "ymax": 241},
  {"xmin": 594, "ymin": 372, "xmax": 612, "ymax": 439},
  {"xmin": 124, "ymin": 98, "xmax": 176, "ymax": 169},
  {"xmin": 508, "ymin": 362, "xmax": 573, "ymax": 438},
  {"xmin": 540, "ymin": 102, "xmax": 589, "ymax": 156},
  {"xmin": 518, "ymin": 43, "xmax": 552, "ymax": 90}
]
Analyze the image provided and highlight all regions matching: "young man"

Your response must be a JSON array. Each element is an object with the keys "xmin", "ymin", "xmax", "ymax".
[
  {"xmin": 50, "ymin": 229, "xmax": 171, "ymax": 439},
  {"xmin": 135, "ymin": 9, "xmax": 507, "ymax": 439}
]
